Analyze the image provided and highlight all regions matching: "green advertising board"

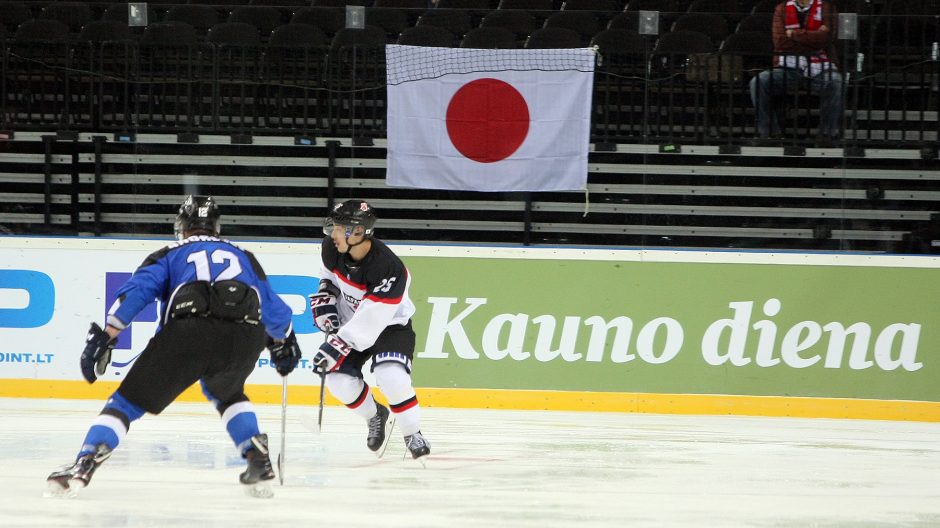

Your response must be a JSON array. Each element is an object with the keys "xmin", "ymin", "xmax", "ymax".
[
  {"xmin": 404, "ymin": 252, "xmax": 939, "ymax": 403},
  {"xmin": 1, "ymin": 238, "xmax": 935, "ymax": 420}
]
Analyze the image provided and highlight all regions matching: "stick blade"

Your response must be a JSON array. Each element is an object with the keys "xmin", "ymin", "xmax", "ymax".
[{"xmin": 277, "ymin": 452, "xmax": 284, "ymax": 486}]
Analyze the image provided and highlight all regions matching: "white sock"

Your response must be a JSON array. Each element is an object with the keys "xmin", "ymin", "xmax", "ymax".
[
  {"xmin": 374, "ymin": 363, "xmax": 421, "ymax": 436},
  {"xmin": 325, "ymin": 372, "xmax": 378, "ymax": 420}
]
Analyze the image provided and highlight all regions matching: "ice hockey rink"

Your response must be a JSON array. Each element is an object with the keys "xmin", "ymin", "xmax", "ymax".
[{"xmin": 1, "ymin": 397, "xmax": 938, "ymax": 528}]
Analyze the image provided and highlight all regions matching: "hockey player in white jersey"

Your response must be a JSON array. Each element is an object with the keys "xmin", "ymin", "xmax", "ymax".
[{"xmin": 308, "ymin": 199, "xmax": 429, "ymax": 463}]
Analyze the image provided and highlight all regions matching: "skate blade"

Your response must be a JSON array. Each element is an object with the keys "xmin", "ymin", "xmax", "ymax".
[
  {"xmin": 411, "ymin": 454, "xmax": 429, "ymax": 468},
  {"xmin": 243, "ymin": 481, "xmax": 274, "ymax": 499},
  {"xmin": 43, "ymin": 480, "xmax": 77, "ymax": 499},
  {"xmin": 375, "ymin": 417, "xmax": 396, "ymax": 459}
]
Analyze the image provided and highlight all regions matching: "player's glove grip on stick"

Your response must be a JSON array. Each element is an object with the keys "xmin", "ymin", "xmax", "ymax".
[
  {"xmin": 81, "ymin": 322, "xmax": 115, "ymax": 384},
  {"xmin": 313, "ymin": 333, "xmax": 353, "ymax": 373},
  {"xmin": 309, "ymin": 282, "xmax": 340, "ymax": 334},
  {"xmin": 268, "ymin": 331, "xmax": 302, "ymax": 376}
]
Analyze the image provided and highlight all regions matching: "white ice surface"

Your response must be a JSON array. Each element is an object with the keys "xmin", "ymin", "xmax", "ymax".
[{"xmin": 1, "ymin": 397, "xmax": 938, "ymax": 527}]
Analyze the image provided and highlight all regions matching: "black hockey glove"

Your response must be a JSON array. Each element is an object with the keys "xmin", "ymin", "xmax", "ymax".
[
  {"xmin": 312, "ymin": 333, "xmax": 353, "ymax": 374},
  {"xmin": 268, "ymin": 331, "xmax": 302, "ymax": 376},
  {"xmin": 309, "ymin": 281, "xmax": 340, "ymax": 334},
  {"xmin": 81, "ymin": 322, "xmax": 115, "ymax": 384}
]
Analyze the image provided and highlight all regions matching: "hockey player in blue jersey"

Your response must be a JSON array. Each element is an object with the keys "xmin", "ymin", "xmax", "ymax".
[
  {"xmin": 46, "ymin": 195, "xmax": 302, "ymax": 498},
  {"xmin": 309, "ymin": 199, "xmax": 430, "ymax": 464}
]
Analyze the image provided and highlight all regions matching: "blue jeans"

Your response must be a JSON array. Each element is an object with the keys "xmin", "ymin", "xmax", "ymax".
[{"xmin": 749, "ymin": 67, "xmax": 844, "ymax": 138}]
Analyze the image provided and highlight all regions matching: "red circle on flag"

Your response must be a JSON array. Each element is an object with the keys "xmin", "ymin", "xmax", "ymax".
[{"xmin": 445, "ymin": 78, "xmax": 530, "ymax": 164}]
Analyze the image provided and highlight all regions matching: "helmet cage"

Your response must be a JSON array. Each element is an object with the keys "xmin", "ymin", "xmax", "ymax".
[{"xmin": 322, "ymin": 219, "xmax": 367, "ymax": 238}]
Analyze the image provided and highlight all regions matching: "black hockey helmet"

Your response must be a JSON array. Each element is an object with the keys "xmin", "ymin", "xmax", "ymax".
[
  {"xmin": 174, "ymin": 195, "xmax": 221, "ymax": 240},
  {"xmin": 323, "ymin": 199, "xmax": 377, "ymax": 238}
]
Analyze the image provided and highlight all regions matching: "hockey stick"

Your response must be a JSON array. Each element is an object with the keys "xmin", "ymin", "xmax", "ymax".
[
  {"xmin": 316, "ymin": 329, "xmax": 334, "ymax": 434},
  {"xmin": 316, "ymin": 368, "xmax": 326, "ymax": 434},
  {"xmin": 277, "ymin": 376, "xmax": 287, "ymax": 485}
]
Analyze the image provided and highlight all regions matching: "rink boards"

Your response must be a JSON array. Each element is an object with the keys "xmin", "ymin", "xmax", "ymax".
[{"xmin": 1, "ymin": 237, "xmax": 939, "ymax": 421}]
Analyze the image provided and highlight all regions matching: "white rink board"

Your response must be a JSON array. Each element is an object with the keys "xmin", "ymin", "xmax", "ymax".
[
  {"xmin": 3, "ymin": 236, "xmax": 940, "ymax": 388},
  {"xmin": 0, "ymin": 238, "xmax": 325, "ymax": 386}
]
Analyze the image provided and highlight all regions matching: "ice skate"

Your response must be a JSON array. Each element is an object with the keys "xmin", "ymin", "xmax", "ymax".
[
  {"xmin": 239, "ymin": 434, "xmax": 275, "ymax": 499},
  {"xmin": 404, "ymin": 431, "xmax": 430, "ymax": 467},
  {"xmin": 44, "ymin": 444, "xmax": 112, "ymax": 498},
  {"xmin": 367, "ymin": 403, "xmax": 396, "ymax": 458}
]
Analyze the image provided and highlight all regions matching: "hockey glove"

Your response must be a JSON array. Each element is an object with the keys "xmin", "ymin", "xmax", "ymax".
[
  {"xmin": 81, "ymin": 322, "xmax": 115, "ymax": 384},
  {"xmin": 268, "ymin": 331, "xmax": 302, "ymax": 376},
  {"xmin": 312, "ymin": 333, "xmax": 354, "ymax": 374},
  {"xmin": 308, "ymin": 282, "xmax": 341, "ymax": 334}
]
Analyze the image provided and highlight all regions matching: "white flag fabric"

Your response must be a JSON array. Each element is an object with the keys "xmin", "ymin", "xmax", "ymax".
[{"xmin": 386, "ymin": 45, "xmax": 595, "ymax": 192}]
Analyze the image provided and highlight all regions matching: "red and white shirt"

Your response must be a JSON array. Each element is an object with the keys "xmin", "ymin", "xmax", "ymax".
[
  {"xmin": 318, "ymin": 238, "xmax": 415, "ymax": 352},
  {"xmin": 777, "ymin": 0, "xmax": 836, "ymax": 76}
]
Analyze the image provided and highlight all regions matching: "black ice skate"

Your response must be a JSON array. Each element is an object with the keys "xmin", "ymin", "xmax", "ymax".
[
  {"xmin": 45, "ymin": 444, "xmax": 112, "ymax": 497},
  {"xmin": 367, "ymin": 403, "xmax": 396, "ymax": 458},
  {"xmin": 240, "ymin": 434, "xmax": 275, "ymax": 499},
  {"xmin": 404, "ymin": 431, "xmax": 430, "ymax": 467}
]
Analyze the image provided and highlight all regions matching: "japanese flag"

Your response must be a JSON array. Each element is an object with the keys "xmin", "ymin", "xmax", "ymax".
[{"xmin": 386, "ymin": 45, "xmax": 595, "ymax": 192}]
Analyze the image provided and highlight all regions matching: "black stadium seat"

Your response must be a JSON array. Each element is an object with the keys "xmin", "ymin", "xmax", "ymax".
[
  {"xmin": 228, "ymin": 6, "xmax": 285, "ymax": 38},
  {"xmin": 39, "ymin": 2, "xmax": 92, "ymax": 33},
  {"xmin": 268, "ymin": 23, "xmax": 329, "ymax": 48},
  {"xmin": 416, "ymin": 9, "xmax": 474, "ymax": 37},
  {"xmin": 365, "ymin": 8, "xmax": 410, "ymax": 40},
  {"xmin": 497, "ymin": 0, "xmax": 554, "ymax": 10},
  {"xmin": 736, "ymin": 12, "xmax": 772, "ymax": 33},
  {"xmin": 330, "ymin": 25, "xmax": 388, "ymax": 51},
  {"xmin": 591, "ymin": 27, "xmax": 646, "ymax": 55},
  {"xmin": 436, "ymin": 0, "xmax": 492, "ymax": 9},
  {"xmin": 561, "ymin": 0, "xmax": 621, "ymax": 11},
  {"xmin": 525, "ymin": 27, "xmax": 582, "ymax": 48},
  {"xmin": 687, "ymin": 0, "xmax": 740, "ymax": 16},
  {"xmin": 751, "ymin": 0, "xmax": 781, "ymax": 13},
  {"xmin": 672, "ymin": 12, "xmax": 729, "ymax": 46},
  {"xmin": 0, "ymin": 3, "xmax": 32, "ymax": 33},
  {"xmin": 14, "ymin": 19, "xmax": 70, "ymax": 42},
  {"xmin": 481, "ymin": 10, "xmax": 538, "ymax": 38},
  {"xmin": 460, "ymin": 26, "xmax": 518, "ymax": 48},
  {"xmin": 208, "ymin": 22, "xmax": 262, "ymax": 47},
  {"xmin": 79, "ymin": 20, "xmax": 134, "ymax": 43},
  {"xmin": 140, "ymin": 21, "xmax": 199, "ymax": 46},
  {"xmin": 625, "ymin": 0, "xmax": 677, "ymax": 12},
  {"xmin": 373, "ymin": 0, "xmax": 431, "ymax": 8},
  {"xmin": 164, "ymin": 5, "xmax": 221, "ymax": 36},
  {"xmin": 291, "ymin": 7, "xmax": 345, "ymax": 37},
  {"xmin": 396, "ymin": 24, "xmax": 456, "ymax": 46},
  {"xmin": 542, "ymin": 10, "xmax": 601, "ymax": 44},
  {"xmin": 652, "ymin": 29, "xmax": 714, "ymax": 55}
]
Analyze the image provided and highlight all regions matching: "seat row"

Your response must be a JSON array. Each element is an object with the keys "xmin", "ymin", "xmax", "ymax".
[
  {"xmin": 2, "ymin": 6, "xmax": 779, "ymax": 49},
  {"xmin": 0, "ymin": 0, "xmax": 788, "ymax": 38},
  {"xmin": 0, "ymin": 0, "xmax": 776, "ymax": 18},
  {"xmin": 4, "ymin": 16, "xmax": 777, "ymax": 58},
  {"xmin": 1, "ymin": 0, "xmax": 934, "ymax": 35},
  {"xmin": 7, "ymin": 13, "xmax": 934, "ymax": 59},
  {"xmin": 2, "ymin": 0, "xmax": 932, "ymax": 45}
]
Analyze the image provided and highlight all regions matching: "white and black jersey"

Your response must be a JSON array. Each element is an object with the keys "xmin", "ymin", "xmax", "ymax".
[{"xmin": 319, "ymin": 237, "xmax": 416, "ymax": 352}]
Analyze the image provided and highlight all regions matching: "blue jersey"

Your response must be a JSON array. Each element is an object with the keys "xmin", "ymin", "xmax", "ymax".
[{"xmin": 107, "ymin": 235, "xmax": 293, "ymax": 340}]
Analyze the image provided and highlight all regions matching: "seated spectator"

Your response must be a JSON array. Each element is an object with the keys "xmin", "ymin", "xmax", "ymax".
[{"xmin": 749, "ymin": 0, "xmax": 843, "ymax": 141}]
